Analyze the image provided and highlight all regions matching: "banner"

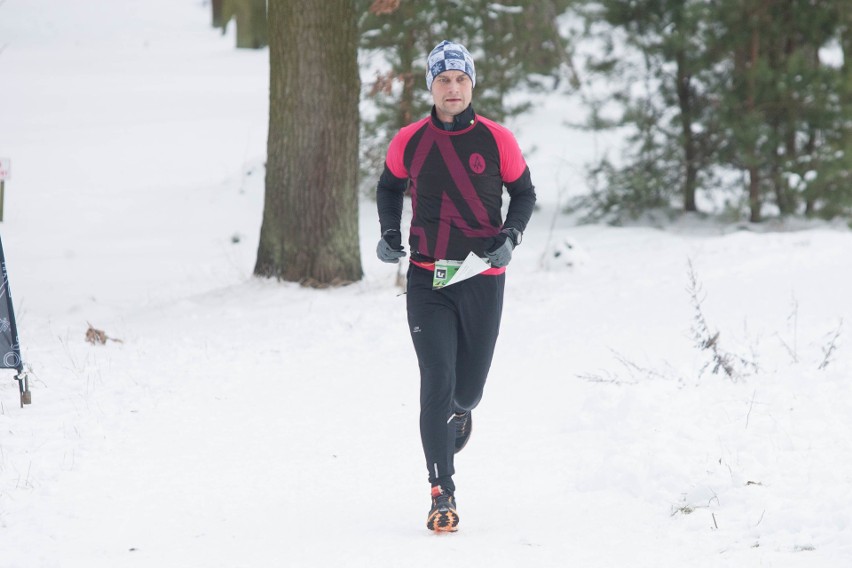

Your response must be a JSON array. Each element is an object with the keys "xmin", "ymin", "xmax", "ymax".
[{"xmin": 0, "ymin": 235, "xmax": 23, "ymax": 372}]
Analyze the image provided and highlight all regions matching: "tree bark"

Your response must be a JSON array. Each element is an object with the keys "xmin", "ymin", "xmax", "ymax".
[
  {"xmin": 221, "ymin": 0, "xmax": 268, "ymax": 49},
  {"xmin": 676, "ymin": 49, "xmax": 698, "ymax": 213},
  {"xmin": 255, "ymin": 0, "xmax": 362, "ymax": 286},
  {"xmin": 748, "ymin": 165, "xmax": 761, "ymax": 222},
  {"xmin": 212, "ymin": 0, "xmax": 225, "ymax": 29},
  {"xmin": 236, "ymin": 0, "xmax": 268, "ymax": 49},
  {"xmin": 746, "ymin": 6, "xmax": 762, "ymax": 223}
]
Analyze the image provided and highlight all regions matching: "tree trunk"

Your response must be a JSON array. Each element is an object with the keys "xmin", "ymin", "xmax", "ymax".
[
  {"xmin": 676, "ymin": 49, "xmax": 698, "ymax": 213},
  {"xmin": 748, "ymin": 165, "xmax": 761, "ymax": 222},
  {"xmin": 398, "ymin": 26, "xmax": 417, "ymax": 128},
  {"xmin": 221, "ymin": 0, "xmax": 268, "ymax": 49},
  {"xmin": 212, "ymin": 0, "xmax": 225, "ymax": 29},
  {"xmin": 235, "ymin": 0, "xmax": 268, "ymax": 49},
  {"xmin": 745, "ymin": 6, "xmax": 762, "ymax": 223},
  {"xmin": 255, "ymin": 0, "xmax": 362, "ymax": 286}
]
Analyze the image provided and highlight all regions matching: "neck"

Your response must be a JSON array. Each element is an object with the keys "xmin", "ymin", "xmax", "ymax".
[
  {"xmin": 435, "ymin": 108, "xmax": 456, "ymax": 123},
  {"xmin": 431, "ymin": 105, "xmax": 475, "ymax": 131}
]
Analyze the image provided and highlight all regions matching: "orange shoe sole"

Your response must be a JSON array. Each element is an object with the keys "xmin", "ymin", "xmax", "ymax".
[{"xmin": 427, "ymin": 509, "xmax": 459, "ymax": 532}]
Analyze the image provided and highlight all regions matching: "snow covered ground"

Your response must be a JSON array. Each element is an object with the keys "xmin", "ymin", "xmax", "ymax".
[{"xmin": 2, "ymin": 2, "xmax": 851, "ymax": 567}]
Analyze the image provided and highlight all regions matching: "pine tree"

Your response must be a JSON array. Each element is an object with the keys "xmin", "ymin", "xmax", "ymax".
[
  {"xmin": 573, "ymin": 0, "xmax": 721, "ymax": 222},
  {"xmin": 819, "ymin": 2, "xmax": 852, "ymax": 217},
  {"xmin": 574, "ymin": 0, "xmax": 851, "ymax": 222},
  {"xmin": 715, "ymin": 0, "xmax": 848, "ymax": 221}
]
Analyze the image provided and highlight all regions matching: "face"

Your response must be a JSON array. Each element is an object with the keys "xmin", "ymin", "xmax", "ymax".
[{"xmin": 431, "ymin": 70, "xmax": 473, "ymax": 123}]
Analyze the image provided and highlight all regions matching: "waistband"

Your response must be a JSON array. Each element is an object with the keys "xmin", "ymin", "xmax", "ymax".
[{"xmin": 410, "ymin": 258, "xmax": 507, "ymax": 276}]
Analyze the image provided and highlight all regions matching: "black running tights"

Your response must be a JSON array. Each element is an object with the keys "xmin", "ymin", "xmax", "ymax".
[{"xmin": 406, "ymin": 264, "xmax": 505, "ymax": 490}]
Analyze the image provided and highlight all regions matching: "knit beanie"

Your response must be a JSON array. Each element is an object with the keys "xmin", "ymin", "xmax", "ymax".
[{"xmin": 425, "ymin": 40, "xmax": 476, "ymax": 91}]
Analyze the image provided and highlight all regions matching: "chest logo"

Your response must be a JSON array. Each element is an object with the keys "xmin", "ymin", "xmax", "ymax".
[{"xmin": 468, "ymin": 153, "xmax": 486, "ymax": 174}]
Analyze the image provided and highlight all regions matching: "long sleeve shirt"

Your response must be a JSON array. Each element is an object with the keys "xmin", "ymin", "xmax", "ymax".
[{"xmin": 377, "ymin": 105, "xmax": 536, "ymax": 262}]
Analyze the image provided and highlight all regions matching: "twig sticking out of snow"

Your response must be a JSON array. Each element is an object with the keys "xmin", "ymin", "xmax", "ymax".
[
  {"xmin": 686, "ymin": 260, "xmax": 756, "ymax": 381},
  {"xmin": 818, "ymin": 319, "xmax": 843, "ymax": 370}
]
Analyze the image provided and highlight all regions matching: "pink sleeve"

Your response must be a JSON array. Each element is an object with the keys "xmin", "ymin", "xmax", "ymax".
[
  {"xmin": 385, "ymin": 118, "xmax": 429, "ymax": 179},
  {"xmin": 385, "ymin": 131, "xmax": 409, "ymax": 179},
  {"xmin": 479, "ymin": 117, "xmax": 527, "ymax": 184}
]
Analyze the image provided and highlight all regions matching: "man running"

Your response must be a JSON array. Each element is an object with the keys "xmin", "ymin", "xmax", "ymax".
[{"xmin": 376, "ymin": 40, "xmax": 536, "ymax": 532}]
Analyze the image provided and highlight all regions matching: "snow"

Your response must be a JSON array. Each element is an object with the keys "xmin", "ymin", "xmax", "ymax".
[{"xmin": 1, "ymin": 2, "xmax": 851, "ymax": 567}]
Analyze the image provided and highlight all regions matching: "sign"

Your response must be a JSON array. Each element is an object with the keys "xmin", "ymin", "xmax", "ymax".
[{"xmin": 0, "ymin": 158, "xmax": 10, "ymax": 181}]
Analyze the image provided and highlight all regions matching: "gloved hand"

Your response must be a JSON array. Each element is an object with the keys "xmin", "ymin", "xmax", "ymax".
[
  {"xmin": 485, "ymin": 228, "xmax": 521, "ymax": 268},
  {"xmin": 376, "ymin": 229, "xmax": 406, "ymax": 263}
]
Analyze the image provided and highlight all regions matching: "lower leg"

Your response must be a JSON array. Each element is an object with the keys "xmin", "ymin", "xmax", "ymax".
[{"xmin": 407, "ymin": 268, "xmax": 460, "ymax": 492}]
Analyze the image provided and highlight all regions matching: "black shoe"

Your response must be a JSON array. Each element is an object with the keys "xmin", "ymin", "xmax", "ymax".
[
  {"xmin": 453, "ymin": 411, "xmax": 472, "ymax": 454},
  {"xmin": 426, "ymin": 486, "xmax": 459, "ymax": 532}
]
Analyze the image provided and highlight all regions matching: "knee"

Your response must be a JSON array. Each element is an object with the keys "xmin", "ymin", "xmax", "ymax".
[
  {"xmin": 453, "ymin": 391, "xmax": 482, "ymax": 412},
  {"xmin": 419, "ymin": 364, "xmax": 454, "ymax": 408}
]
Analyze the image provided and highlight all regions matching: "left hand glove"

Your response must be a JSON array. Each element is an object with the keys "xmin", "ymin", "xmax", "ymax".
[
  {"xmin": 485, "ymin": 228, "xmax": 521, "ymax": 268},
  {"xmin": 376, "ymin": 229, "xmax": 406, "ymax": 263}
]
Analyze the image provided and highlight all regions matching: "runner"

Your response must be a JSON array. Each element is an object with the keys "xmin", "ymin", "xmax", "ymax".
[{"xmin": 376, "ymin": 40, "xmax": 537, "ymax": 532}]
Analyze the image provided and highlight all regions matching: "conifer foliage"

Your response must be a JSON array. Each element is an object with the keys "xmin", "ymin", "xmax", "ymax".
[{"xmin": 574, "ymin": 0, "xmax": 852, "ymax": 223}]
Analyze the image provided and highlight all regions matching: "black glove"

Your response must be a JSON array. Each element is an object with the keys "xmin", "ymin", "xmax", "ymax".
[
  {"xmin": 376, "ymin": 229, "xmax": 406, "ymax": 263},
  {"xmin": 485, "ymin": 228, "xmax": 521, "ymax": 268}
]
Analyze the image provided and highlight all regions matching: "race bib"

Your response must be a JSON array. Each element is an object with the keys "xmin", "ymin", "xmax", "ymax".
[{"xmin": 432, "ymin": 259, "xmax": 465, "ymax": 289}]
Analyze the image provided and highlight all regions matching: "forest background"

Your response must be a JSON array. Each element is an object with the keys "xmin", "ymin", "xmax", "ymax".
[
  {"xmin": 353, "ymin": 0, "xmax": 852, "ymax": 225},
  {"xmin": 207, "ymin": 0, "xmax": 852, "ymax": 286}
]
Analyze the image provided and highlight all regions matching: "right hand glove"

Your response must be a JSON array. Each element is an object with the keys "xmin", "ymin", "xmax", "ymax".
[
  {"xmin": 485, "ymin": 228, "xmax": 521, "ymax": 268},
  {"xmin": 376, "ymin": 229, "xmax": 406, "ymax": 263}
]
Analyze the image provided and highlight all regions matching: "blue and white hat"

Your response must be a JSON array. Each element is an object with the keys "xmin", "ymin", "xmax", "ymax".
[{"xmin": 425, "ymin": 40, "xmax": 476, "ymax": 91}]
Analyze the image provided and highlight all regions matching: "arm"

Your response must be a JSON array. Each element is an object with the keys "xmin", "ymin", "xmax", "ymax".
[
  {"xmin": 375, "ymin": 164, "xmax": 409, "ymax": 263},
  {"xmin": 503, "ymin": 166, "xmax": 536, "ymax": 234},
  {"xmin": 376, "ymin": 165, "xmax": 408, "ymax": 233},
  {"xmin": 485, "ymin": 167, "xmax": 536, "ymax": 268},
  {"xmin": 480, "ymin": 116, "xmax": 536, "ymax": 235}
]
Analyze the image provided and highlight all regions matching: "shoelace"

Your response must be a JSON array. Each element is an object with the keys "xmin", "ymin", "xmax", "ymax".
[{"xmin": 433, "ymin": 492, "xmax": 455, "ymax": 509}]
